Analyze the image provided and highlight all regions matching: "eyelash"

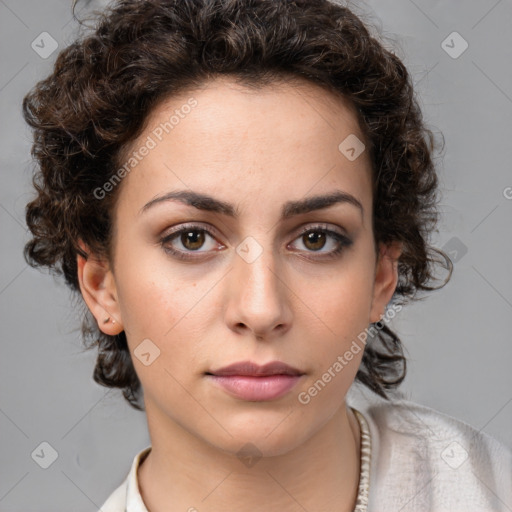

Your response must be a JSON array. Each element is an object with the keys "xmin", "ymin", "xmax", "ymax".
[{"xmin": 160, "ymin": 223, "xmax": 353, "ymax": 261}]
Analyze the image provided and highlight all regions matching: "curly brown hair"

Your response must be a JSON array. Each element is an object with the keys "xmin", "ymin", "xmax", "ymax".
[{"xmin": 22, "ymin": 0, "xmax": 452, "ymax": 411}]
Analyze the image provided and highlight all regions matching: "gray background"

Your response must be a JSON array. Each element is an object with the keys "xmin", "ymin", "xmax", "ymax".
[{"xmin": 1, "ymin": 0, "xmax": 511, "ymax": 510}]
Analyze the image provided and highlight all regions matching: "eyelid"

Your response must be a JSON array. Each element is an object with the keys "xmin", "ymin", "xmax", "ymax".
[
  {"xmin": 293, "ymin": 222, "xmax": 347, "ymax": 238},
  {"xmin": 161, "ymin": 221, "xmax": 224, "ymax": 241}
]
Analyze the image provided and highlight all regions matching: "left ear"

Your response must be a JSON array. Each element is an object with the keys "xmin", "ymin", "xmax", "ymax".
[{"xmin": 369, "ymin": 241, "xmax": 403, "ymax": 323}]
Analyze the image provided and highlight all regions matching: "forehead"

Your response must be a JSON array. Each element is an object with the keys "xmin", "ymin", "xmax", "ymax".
[
  {"xmin": 146, "ymin": 75, "xmax": 365, "ymax": 144},
  {"xmin": 115, "ymin": 75, "xmax": 373, "ymax": 222}
]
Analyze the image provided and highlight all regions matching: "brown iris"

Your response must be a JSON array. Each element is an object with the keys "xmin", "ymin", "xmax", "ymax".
[
  {"xmin": 181, "ymin": 230, "xmax": 206, "ymax": 250},
  {"xmin": 303, "ymin": 231, "xmax": 326, "ymax": 251}
]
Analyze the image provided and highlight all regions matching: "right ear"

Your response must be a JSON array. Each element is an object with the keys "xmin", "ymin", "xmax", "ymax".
[{"xmin": 76, "ymin": 239, "xmax": 124, "ymax": 336}]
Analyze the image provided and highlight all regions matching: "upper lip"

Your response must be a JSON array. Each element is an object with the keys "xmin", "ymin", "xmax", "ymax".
[{"xmin": 207, "ymin": 360, "xmax": 304, "ymax": 377}]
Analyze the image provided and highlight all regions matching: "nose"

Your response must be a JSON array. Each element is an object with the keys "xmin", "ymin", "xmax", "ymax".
[{"xmin": 224, "ymin": 240, "xmax": 292, "ymax": 340}]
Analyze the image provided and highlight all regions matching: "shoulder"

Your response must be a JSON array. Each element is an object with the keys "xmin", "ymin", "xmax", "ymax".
[
  {"xmin": 97, "ymin": 446, "xmax": 152, "ymax": 512},
  {"xmin": 98, "ymin": 480, "xmax": 127, "ymax": 512},
  {"xmin": 348, "ymin": 386, "xmax": 512, "ymax": 511}
]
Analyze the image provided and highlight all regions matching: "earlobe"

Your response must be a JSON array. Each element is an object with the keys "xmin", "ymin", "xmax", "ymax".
[
  {"xmin": 76, "ymin": 240, "xmax": 124, "ymax": 335},
  {"xmin": 369, "ymin": 241, "xmax": 403, "ymax": 324}
]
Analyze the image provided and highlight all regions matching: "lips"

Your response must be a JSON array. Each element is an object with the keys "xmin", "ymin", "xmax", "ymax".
[
  {"xmin": 206, "ymin": 360, "xmax": 304, "ymax": 377},
  {"xmin": 205, "ymin": 360, "xmax": 305, "ymax": 401}
]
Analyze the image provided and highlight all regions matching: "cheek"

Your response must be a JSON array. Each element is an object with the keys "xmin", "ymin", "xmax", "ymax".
[
  {"xmin": 297, "ymin": 291, "xmax": 368, "ymax": 412},
  {"xmin": 114, "ymin": 250, "xmax": 217, "ymax": 357},
  {"xmin": 114, "ymin": 265, "xmax": 212, "ymax": 401},
  {"xmin": 293, "ymin": 252, "xmax": 374, "ymax": 385},
  {"xmin": 115, "ymin": 272, "xmax": 176, "ymax": 339},
  {"xmin": 295, "ymin": 258, "xmax": 375, "ymax": 334}
]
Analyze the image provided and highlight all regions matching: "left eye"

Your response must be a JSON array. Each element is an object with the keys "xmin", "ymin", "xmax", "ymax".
[{"xmin": 288, "ymin": 227, "xmax": 351, "ymax": 255}]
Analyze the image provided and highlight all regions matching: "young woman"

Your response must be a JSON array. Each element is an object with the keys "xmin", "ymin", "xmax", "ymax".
[{"xmin": 22, "ymin": 0, "xmax": 512, "ymax": 511}]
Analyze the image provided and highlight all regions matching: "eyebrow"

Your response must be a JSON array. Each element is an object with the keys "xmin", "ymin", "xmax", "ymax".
[{"xmin": 140, "ymin": 189, "xmax": 364, "ymax": 220}]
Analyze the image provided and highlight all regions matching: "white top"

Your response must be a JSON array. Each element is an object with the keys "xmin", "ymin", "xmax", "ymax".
[{"xmin": 98, "ymin": 387, "xmax": 512, "ymax": 511}]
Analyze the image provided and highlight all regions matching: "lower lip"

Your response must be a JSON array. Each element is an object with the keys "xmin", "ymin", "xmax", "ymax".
[{"xmin": 206, "ymin": 374, "xmax": 302, "ymax": 401}]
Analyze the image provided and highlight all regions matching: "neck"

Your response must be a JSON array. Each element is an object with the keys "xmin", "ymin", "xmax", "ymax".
[{"xmin": 138, "ymin": 402, "xmax": 361, "ymax": 512}]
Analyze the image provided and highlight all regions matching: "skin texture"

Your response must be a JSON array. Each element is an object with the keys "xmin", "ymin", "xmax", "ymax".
[{"xmin": 77, "ymin": 76, "xmax": 402, "ymax": 512}]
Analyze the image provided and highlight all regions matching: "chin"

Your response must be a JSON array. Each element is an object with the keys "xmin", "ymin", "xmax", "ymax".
[{"xmin": 203, "ymin": 410, "xmax": 312, "ymax": 459}]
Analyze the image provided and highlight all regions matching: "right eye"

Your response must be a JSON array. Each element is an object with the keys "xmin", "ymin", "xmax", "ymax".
[{"xmin": 160, "ymin": 224, "xmax": 225, "ymax": 260}]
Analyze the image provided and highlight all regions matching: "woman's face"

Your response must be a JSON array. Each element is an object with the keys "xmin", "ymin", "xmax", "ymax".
[{"xmin": 80, "ymin": 76, "xmax": 399, "ymax": 457}]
